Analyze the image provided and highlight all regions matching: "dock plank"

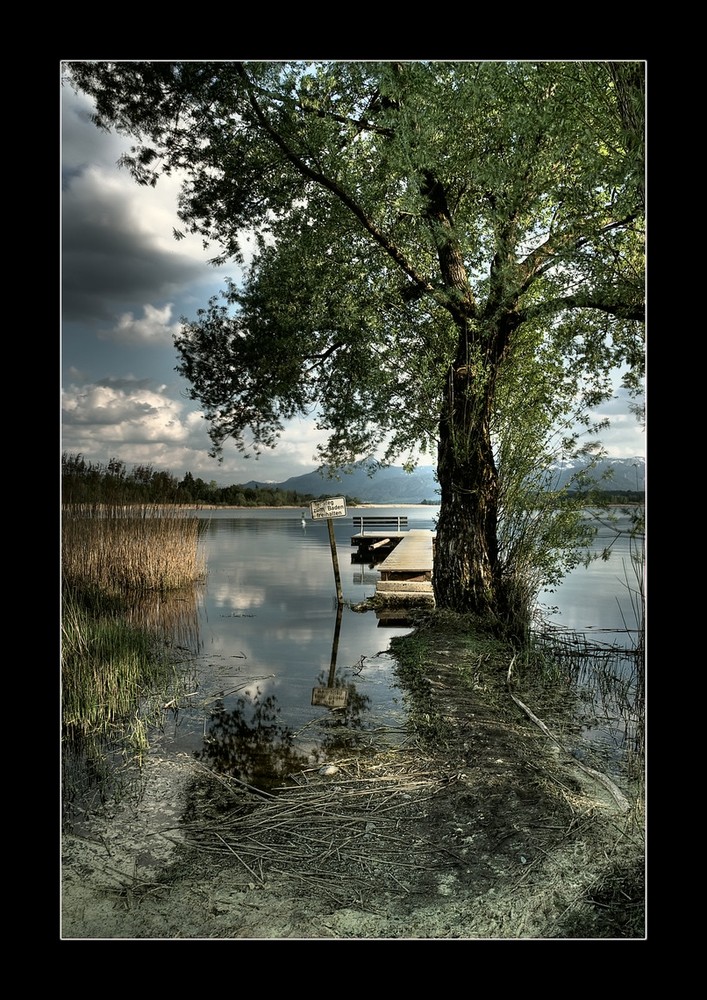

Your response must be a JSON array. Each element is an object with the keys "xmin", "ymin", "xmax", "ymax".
[{"xmin": 377, "ymin": 529, "xmax": 434, "ymax": 579}]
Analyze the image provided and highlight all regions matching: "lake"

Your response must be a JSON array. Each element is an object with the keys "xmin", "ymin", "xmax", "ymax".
[
  {"xmin": 153, "ymin": 506, "xmax": 642, "ymax": 773},
  {"xmin": 63, "ymin": 504, "xmax": 644, "ymax": 825},
  {"xmin": 155, "ymin": 506, "xmax": 441, "ymax": 778},
  {"xmin": 537, "ymin": 509, "xmax": 644, "ymax": 643}
]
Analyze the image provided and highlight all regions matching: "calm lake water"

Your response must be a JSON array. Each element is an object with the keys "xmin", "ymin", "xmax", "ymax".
[
  {"xmin": 156, "ymin": 506, "xmax": 441, "ymax": 774},
  {"xmin": 152, "ymin": 506, "xmax": 642, "ymax": 772},
  {"xmin": 63, "ymin": 504, "xmax": 644, "ymax": 826},
  {"xmin": 537, "ymin": 510, "xmax": 643, "ymax": 642}
]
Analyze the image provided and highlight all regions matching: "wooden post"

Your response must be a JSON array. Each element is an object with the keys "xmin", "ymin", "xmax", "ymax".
[
  {"xmin": 309, "ymin": 498, "xmax": 346, "ymax": 605},
  {"xmin": 327, "ymin": 602, "xmax": 343, "ymax": 686},
  {"xmin": 327, "ymin": 517, "xmax": 343, "ymax": 605}
]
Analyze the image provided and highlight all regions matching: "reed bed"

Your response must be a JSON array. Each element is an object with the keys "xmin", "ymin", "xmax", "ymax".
[
  {"xmin": 61, "ymin": 589, "xmax": 172, "ymax": 733},
  {"xmin": 61, "ymin": 504, "xmax": 205, "ymax": 743},
  {"xmin": 62, "ymin": 504, "xmax": 207, "ymax": 596}
]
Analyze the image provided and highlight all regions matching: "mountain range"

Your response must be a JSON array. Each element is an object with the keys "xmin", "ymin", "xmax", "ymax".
[{"xmin": 246, "ymin": 456, "xmax": 645, "ymax": 505}]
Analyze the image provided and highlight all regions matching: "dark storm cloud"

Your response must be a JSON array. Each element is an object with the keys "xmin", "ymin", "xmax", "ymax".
[
  {"xmin": 61, "ymin": 83, "xmax": 111, "ymax": 172},
  {"xmin": 95, "ymin": 376, "xmax": 154, "ymax": 390},
  {"xmin": 62, "ymin": 193, "xmax": 204, "ymax": 325},
  {"xmin": 62, "ymin": 85, "xmax": 214, "ymax": 327}
]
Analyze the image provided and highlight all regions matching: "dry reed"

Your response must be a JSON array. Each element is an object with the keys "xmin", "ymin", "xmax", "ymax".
[
  {"xmin": 170, "ymin": 751, "xmax": 457, "ymax": 903},
  {"xmin": 62, "ymin": 504, "xmax": 207, "ymax": 596}
]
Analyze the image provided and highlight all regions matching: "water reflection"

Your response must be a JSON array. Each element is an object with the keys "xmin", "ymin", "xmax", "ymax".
[
  {"xmin": 195, "ymin": 675, "xmax": 374, "ymax": 791},
  {"xmin": 192, "ymin": 603, "xmax": 374, "ymax": 790},
  {"xmin": 196, "ymin": 689, "xmax": 312, "ymax": 790},
  {"xmin": 125, "ymin": 583, "xmax": 202, "ymax": 651},
  {"xmin": 191, "ymin": 507, "xmax": 643, "ymax": 776},
  {"xmin": 538, "ymin": 510, "xmax": 644, "ymax": 644},
  {"xmin": 311, "ymin": 603, "xmax": 347, "ymax": 708},
  {"xmin": 64, "ymin": 505, "xmax": 644, "ymax": 823},
  {"xmin": 189, "ymin": 512, "xmax": 424, "ymax": 732}
]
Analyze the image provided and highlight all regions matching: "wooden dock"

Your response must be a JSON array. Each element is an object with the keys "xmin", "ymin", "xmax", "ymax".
[
  {"xmin": 375, "ymin": 529, "xmax": 435, "ymax": 606},
  {"xmin": 350, "ymin": 515, "xmax": 409, "ymax": 559},
  {"xmin": 348, "ymin": 516, "xmax": 435, "ymax": 606},
  {"xmin": 351, "ymin": 530, "xmax": 407, "ymax": 558}
]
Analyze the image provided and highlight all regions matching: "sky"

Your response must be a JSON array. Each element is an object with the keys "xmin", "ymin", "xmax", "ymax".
[{"xmin": 61, "ymin": 70, "xmax": 646, "ymax": 489}]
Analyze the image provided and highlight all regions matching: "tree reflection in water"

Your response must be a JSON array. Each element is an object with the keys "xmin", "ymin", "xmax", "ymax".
[
  {"xmin": 195, "ymin": 672, "xmax": 373, "ymax": 790},
  {"xmin": 196, "ymin": 690, "xmax": 311, "ymax": 791}
]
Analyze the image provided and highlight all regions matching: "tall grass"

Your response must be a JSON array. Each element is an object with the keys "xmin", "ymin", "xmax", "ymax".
[
  {"xmin": 61, "ymin": 584, "xmax": 203, "ymax": 831},
  {"xmin": 62, "ymin": 503, "xmax": 207, "ymax": 596},
  {"xmin": 61, "ymin": 504, "xmax": 206, "ymax": 740},
  {"xmin": 61, "ymin": 589, "xmax": 172, "ymax": 733}
]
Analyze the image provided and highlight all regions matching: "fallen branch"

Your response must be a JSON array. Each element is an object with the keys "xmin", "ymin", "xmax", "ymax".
[{"xmin": 506, "ymin": 657, "xmax": 631, "ymax": 814}]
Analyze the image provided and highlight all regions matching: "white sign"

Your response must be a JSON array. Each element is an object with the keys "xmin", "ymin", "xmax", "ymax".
[{"xmin": 310, "ymin": 497, "xmax": 347, "ymax": 520}]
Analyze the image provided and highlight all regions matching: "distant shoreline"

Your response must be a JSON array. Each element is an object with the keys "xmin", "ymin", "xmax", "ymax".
[
  {"xmin": 191, "ymin": 502, "xmax": 439, "ymax": 510},
  {"xmin": 183, "ymin": 500, "xmax": 639, "ymax": 513}
]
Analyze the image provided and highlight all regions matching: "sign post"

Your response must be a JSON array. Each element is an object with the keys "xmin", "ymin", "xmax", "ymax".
[{"xmin": 309, "ymin": 497, "xmax": 347, "ymax": 605}]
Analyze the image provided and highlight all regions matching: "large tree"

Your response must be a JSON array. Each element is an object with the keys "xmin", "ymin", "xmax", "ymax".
[{"xmin": 65, "ymin": 60, "xmax": 645, "ymax": 624}]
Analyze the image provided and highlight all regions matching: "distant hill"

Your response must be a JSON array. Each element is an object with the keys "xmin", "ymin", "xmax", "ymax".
[
  {"xmin": 548, "ymin": 456, "xmax": 645, "ymax": 493},
  {"xmin": 245, "ymin": 462, "xmax": 440, "ymax": 504},
  {"xmin": 245, "ymin": 456, "xmax": 645, "ymax": 504}
]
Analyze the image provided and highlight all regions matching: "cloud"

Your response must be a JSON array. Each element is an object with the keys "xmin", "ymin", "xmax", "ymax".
[
  {"xmin": 586, "ymin": 379, "xmax": 645, "ymax": 459},
  {"xmin": 61, "ymin": 378, "xmax": 331, "ymax": 485},
  {"xmin": 98, "ymin": 303, "xmax": 181, "ymax": 347},
  {"xmin": 62, "ymin": 88, "xmax": 232, "ymax": 327},
  {"xmin": 61, "ymin": 164, "xmax": 209, "ymax": 325},
  {"xmin": 62, "ymin": 380, "xmax": 186, "ymax": 441}
]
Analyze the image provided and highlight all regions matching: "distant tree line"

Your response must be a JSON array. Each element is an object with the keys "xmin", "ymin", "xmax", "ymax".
[
  {"xmin": 62, "ymin": 453, "xmax": 642, "ymax": 509},
  {"xmin": 61, "ymin": 453, "xmax": 361, "ymax": 507}
]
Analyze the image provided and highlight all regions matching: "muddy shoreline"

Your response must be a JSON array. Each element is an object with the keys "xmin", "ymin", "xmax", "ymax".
[{"xmin": 61, "ymin": 618, "xmax": 644, "ymax": 940}]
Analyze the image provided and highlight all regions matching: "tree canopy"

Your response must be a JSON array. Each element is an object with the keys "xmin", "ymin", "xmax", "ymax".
[{"xmin": 65, "ymin": 60, "xmax": 645, "ymax": 630}]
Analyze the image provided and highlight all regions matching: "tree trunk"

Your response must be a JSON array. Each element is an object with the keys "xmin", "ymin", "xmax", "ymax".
[
  {"xmin": 433, "ymin": 345, "xmax": 500, "ymax": 616},
  {"xmin": 419, "ymin": 171, "xmax": 512, "ymax": 618}
]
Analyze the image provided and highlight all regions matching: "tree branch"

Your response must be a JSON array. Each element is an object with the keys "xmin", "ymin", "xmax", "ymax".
[
  {"xmin": 234, "ymin": 64, "xmax": 442, "ymax": 308},
  {"xmin": 519, "ymin": 292, "xmax": 644, "ymax": 325},
  {"xmin": 518, "ymin": 213, "xmax": 640, "ymax": 292}
]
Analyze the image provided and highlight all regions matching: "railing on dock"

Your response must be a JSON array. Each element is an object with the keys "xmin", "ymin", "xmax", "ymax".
[{"xmin": 351, "ymin": 515, "xmax": 408, "ymax": 534}]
